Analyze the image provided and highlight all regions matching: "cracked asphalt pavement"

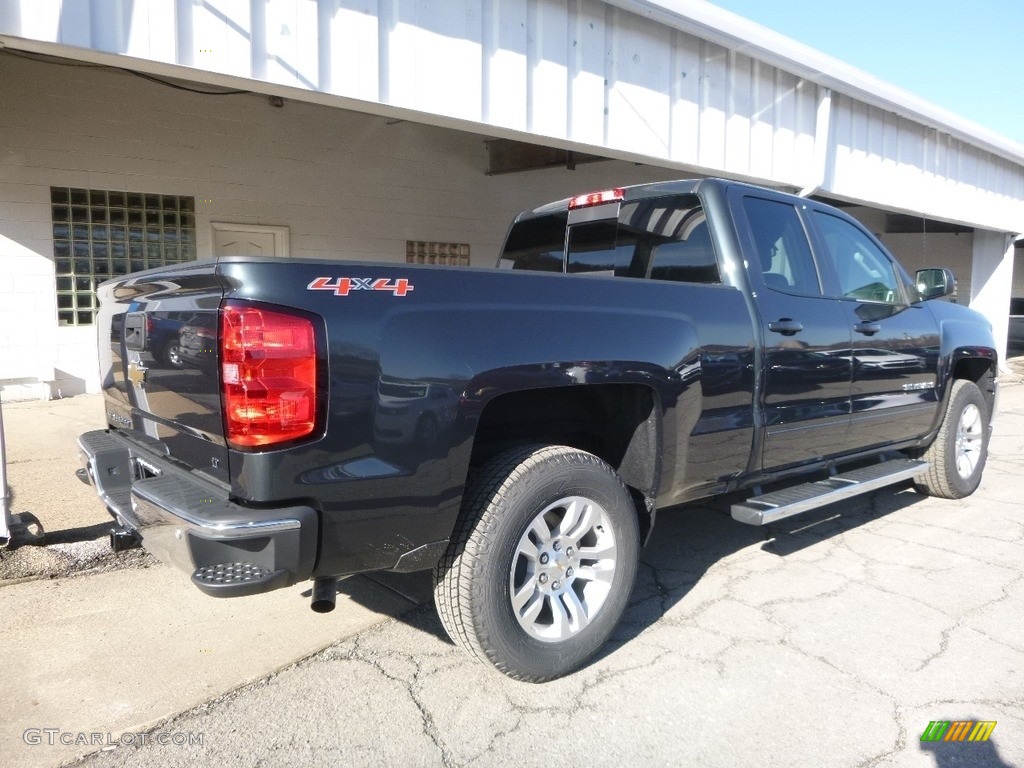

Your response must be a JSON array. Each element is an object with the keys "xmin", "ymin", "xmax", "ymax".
[{"xmin": 65, "ymin": 383, "xmax": 1024, "ymax": 768}]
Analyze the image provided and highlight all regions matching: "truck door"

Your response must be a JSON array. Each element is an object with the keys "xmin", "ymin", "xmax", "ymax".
[
  {"xmin": 735, "ymin": 194, "xmax": 854, "ymax": 470},
  {"xmin": 806, "ymin": 209, "xmax": 941, "ymax": 451}
]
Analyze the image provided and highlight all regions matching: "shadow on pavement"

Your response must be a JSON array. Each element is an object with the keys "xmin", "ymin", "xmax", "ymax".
[
  {"xmin": 919, "ymin": 726, "xmax": 1013, "ymax": 768},
  {"xmin": 41, "ymin": 521, "xmax": 112, "ymax": 546},
  {"xmin": 600, "ymin": 483, "xmax": 925, "ymax": 654},
  {"xmin": 325, "ymin": 481, "xmax": 931, "ymax": 656}
]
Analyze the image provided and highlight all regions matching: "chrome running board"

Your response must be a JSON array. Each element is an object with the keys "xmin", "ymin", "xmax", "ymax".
[{"xmin": 731, "ymin": 459, "xmax": 928, "ymax": 526}]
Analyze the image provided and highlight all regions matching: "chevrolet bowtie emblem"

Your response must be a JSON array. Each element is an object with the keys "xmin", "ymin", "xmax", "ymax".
[{"xmin": 127, "ymin": 361, "xmax": 149, "ymax": 389}]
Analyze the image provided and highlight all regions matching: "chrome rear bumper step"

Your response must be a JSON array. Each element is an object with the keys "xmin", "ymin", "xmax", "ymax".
[{"xmin": 731, "ymin": 458, "xmax": 928, "ymax": 526}]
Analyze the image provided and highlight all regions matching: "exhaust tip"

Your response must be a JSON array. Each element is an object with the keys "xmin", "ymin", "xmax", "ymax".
[{"xmin": 310, "ymin": 576, "xmax": 338, "ymax": 613}]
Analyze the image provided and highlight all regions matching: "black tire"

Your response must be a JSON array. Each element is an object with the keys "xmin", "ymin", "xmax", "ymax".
[
  {"xmin": 910, "ymin": 379, "xmax": 990, "ymax": 499},
  {"xmin": 433, "ymin": 445, "xmax": 640, "ymax": 682}
]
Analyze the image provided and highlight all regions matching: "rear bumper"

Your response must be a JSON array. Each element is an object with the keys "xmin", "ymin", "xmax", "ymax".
[{"xmin": 77, "ymin": 429, "xmax": 318, "ymax": 597}]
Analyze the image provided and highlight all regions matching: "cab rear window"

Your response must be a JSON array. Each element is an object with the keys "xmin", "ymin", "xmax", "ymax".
[
  {"xmin": 499, "ymin": 212, "xmax": 567, "ymax": 272},
  {"xmin": 500, "ymin": 195, "xmax": 720, "ymax": 285}
]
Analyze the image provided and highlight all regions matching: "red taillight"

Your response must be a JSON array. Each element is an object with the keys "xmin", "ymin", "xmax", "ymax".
[
  {"xmin": 220, "ymin": 303, "xmax": 318, "ymax": 448},
  {"xmin": 567, "ymin": 188, "xmax": 624, "ymax": 210}
]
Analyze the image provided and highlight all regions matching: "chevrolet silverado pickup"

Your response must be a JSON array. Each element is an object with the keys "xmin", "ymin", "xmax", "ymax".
[{"xmin": 78, "ymin": 178, "xmax": 998, "ymax": 681}]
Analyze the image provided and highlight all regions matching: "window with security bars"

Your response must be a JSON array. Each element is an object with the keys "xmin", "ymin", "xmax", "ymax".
[{"xmin": 50, "ymin": 187, "xmax": 197, "ymax": 326}]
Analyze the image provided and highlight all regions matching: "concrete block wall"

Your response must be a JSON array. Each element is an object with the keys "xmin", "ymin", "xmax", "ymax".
[
  {"xmin": 0, "ymin": 52, "xmax": 682, "ymax": 393},
  {"xmin": 881, "ymin": 233, "xmax": 975, "ymax": 303},
  {"xmin": 847, "ymin": 205, "xmax": 976, "ymax": 301}
]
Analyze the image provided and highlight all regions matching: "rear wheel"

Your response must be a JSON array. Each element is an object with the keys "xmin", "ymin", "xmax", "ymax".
[
  {"xmin": 911, "ymin": 379, "xmax": 990, "ymax": 499},
  {"xmin": 433, "ymin": 445, "xmax": 639, "ymax": 682}
]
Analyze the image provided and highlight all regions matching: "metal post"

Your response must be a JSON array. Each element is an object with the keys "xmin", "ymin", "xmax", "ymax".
[
  {"xmin": 0, "ymin": 396, "xmax": 45, "ymax": 548},
  {"xmin": 0, "ymin": 397, "xmax": 12, "ymax": 545}
]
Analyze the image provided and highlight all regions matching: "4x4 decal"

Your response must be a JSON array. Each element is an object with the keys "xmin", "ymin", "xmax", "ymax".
[{"xmin": 307, "ymin": 277, "xmax": 414, "ymax": 297}]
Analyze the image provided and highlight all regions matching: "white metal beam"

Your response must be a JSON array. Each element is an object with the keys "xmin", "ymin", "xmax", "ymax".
[
  {"xmin": 799, "ymin": 87, "xmax": 832, "ymax": 198},
  {"xmin": 970, "ymin": 230, "xmax": 1015, "ymax": 366}
]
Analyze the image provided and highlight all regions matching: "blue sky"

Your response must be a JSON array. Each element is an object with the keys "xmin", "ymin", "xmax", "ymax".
[{"xmin": 704, "ymin": 0, "xmax": 1024, "ymax": 145}]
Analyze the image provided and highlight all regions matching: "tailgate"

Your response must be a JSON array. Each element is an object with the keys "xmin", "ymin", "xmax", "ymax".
[{"xmin": 97, "ymin": 260, "xmax": 231, "ymax": 485}]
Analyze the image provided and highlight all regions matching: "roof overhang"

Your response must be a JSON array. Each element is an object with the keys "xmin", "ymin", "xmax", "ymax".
[{"xmin": 605, "ymin": 0, "xmax": 1024, "ymax": 166}]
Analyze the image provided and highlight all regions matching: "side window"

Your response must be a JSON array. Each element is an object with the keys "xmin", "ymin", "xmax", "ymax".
[
  {"xmin": 499, "ymin": 212, "xmax": 568, "ymax": 272},
  {"xmin": 566, "ymin": 194, "xmax": 721, "ymax": 283},
  {"xmin": 741, "ymin": 197, "xmax": 821, "ymax": 296},
  {"xmin": 647, "ymin": 215, "xmax": 719, "ymax": 284},
  {"xmin": 813, "ymin": 212, "xmax": 901, "ymax": 303}
]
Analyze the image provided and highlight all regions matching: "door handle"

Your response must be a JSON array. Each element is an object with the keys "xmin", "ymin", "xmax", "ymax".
[
  {"xmin": 768, "ymin": 318, "xmax": 803, "ymax": 336},
  {"xmin": 854, "ymin": 322, "xmax": 881, "ymax": 336}
]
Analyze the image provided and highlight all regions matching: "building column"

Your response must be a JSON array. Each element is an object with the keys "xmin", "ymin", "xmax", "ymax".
[{"xmin": 969, "ymin": 229, "xmax": 1014, "ymax": 367}]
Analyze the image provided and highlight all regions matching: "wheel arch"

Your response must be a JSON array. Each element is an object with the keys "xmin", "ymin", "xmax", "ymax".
[
  {"xmin": 934, "ymin": 306, "xmax": 999, "ymax": 418},
  {"xmin": 467, "ymin": 383, "xmax": 662, "ymax": 540},
  {"xmin": 948, "ymin": 347, "xmax": 998, "ymax": 417}
]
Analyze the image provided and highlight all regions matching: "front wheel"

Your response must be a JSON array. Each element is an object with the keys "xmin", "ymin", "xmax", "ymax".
[
  {"xmin": 433, "ymin": 445, "xmax": 640, "ymax": 682},
  {"xmin": 910, "ymin": 379, "xmax": 990, "ymax": 499}
]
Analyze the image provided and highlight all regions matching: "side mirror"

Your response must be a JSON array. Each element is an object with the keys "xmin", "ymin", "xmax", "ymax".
[{"xmin": 915, "ymin": 268, "xmax": 957, "ymax": 302}]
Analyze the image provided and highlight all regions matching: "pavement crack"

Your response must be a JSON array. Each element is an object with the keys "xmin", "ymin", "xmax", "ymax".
[
  {"xmin": 912, "ymin": 618, "xmax": 957, "ymax": 673},
  {"xmin": 868, "ymin": 527, "xmax": 1020, "ymax": 572},
  {"xmin": 577, "ymin": 645, "xmax": 674, "ymax": 694},
  {"xmin": 855, "ymin": 702, "xmax": 907, "ymax": 768},
  {"xmin": 329, "ymin": 633, "xmax": 458, "ymax": 767},
  {"xmin": 465, "ymin": 706, "xmax": 525, "ymax": 765},
  {"xmin": 914, "ymin": 695, "xmax": 1024, "ymax": 710},
  {"xmin": 405, "ymin": 679, "xmax": 458, "ymax": 768}
]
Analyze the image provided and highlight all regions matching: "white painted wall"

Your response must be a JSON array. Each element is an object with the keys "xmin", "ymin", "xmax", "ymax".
[
  {"xmin": 1013, "ymin": 248, "xmax": 1024, "ymax": 300},
  {"xmin": 2, "ymin": 0, "xmax": 1022, "ymax": 234},
  {"xmin": 1, "ymin": 33, "xmax": 1016, "ymax": 394},
  {"xmin": 0, "ymin": 52, "xmax": 682, "ymax": 393},
  {"xmin": 970, "ymin": 231, "xmax": 1014, "ymax": 357}
]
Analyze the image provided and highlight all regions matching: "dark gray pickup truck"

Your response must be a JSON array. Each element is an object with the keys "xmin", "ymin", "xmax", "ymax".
[{"xmin": 79, "ymin": 178, "xmax": 998, "ymax": 681}]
